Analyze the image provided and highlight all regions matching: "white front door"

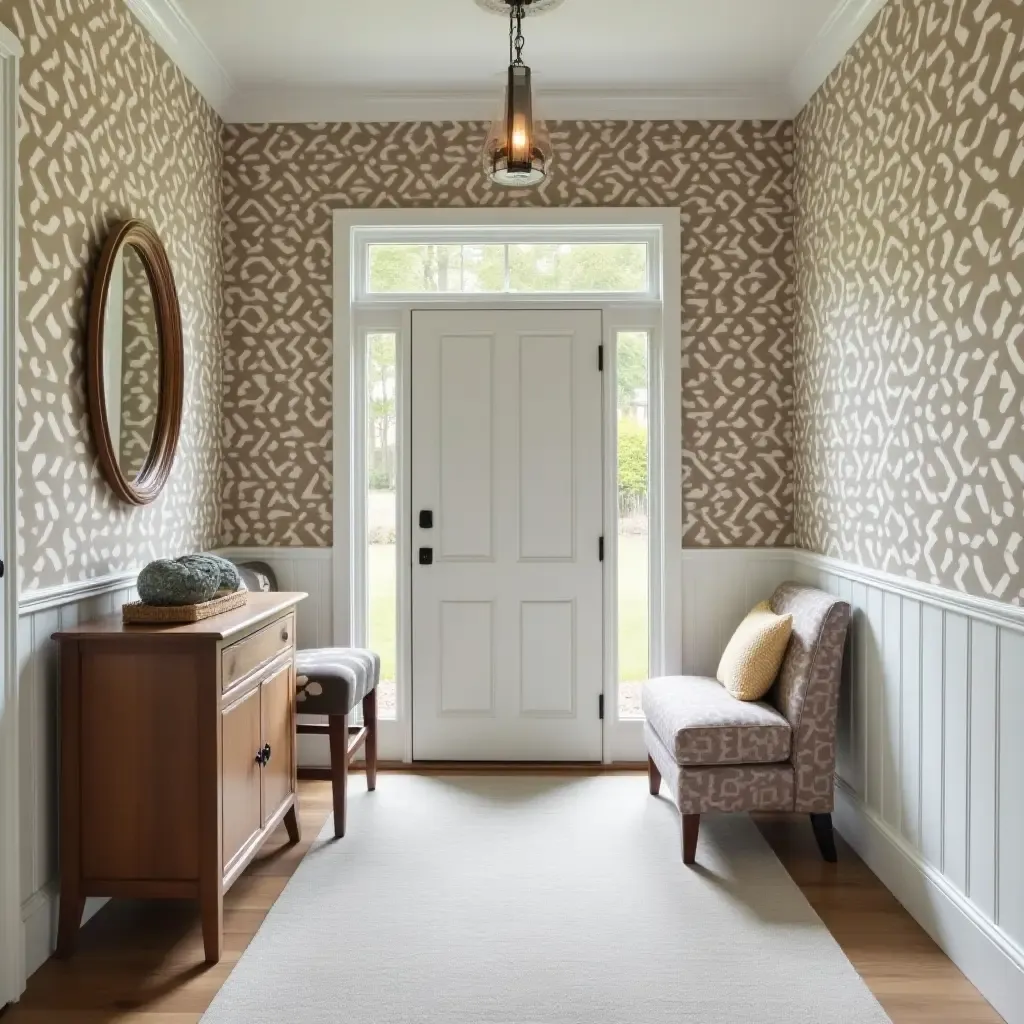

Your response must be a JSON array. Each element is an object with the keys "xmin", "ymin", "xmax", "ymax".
[{"xmin": 411, "ymin": 309, "xmax": 604, "ymax": 761}]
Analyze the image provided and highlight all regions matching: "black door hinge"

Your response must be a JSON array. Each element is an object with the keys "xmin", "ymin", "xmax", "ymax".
[
  {"xmin": 598, "ymin": 536, "xmax": 604, "ymax": 562},
  {"xmin": 599, "ymin": 694, "xmax": 605, "ymax": 720},
  {"xmin": 598, "ymin": 344, "xmax": 604, "ymax": 371}
]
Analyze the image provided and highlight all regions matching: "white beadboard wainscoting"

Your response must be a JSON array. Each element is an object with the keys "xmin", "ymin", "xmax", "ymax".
[
  {"xmin": 17, "ymin": 574, "xmax": 140, "ymax": 979},
  {"xmin": 15, "ymin": 544, "xmax": 1024, "ymax": 1022},
  {"xmin": 791, "ymin": 551, "xmax": 1024, "ymax": 1024}
]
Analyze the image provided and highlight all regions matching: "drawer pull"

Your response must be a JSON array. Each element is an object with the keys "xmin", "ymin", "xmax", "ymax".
[{"xmin": 281, "ymin": 628, "xmax": 290, "ymax": 642}]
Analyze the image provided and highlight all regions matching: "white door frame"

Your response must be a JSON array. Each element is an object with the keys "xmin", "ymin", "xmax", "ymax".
[
  {"xmin": 332, "ymin": 208, "xmax": 682, "ymax": 764},
  {"xmin": 0, "ymin": 21, "xmax": 23, "ymax": 1007}
]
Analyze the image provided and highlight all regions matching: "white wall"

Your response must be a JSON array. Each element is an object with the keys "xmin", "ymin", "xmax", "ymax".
[
  {"xmin": 791, "ymin": 551, "xmax": 1024, "ymax": 1024},
  {"xmin": 17, "ymin": 577, "xmax": 138, "ymax": 978},
  {"xmin": 17, "ymin": 545, "xmax": 1024, "ymax": 1023}
]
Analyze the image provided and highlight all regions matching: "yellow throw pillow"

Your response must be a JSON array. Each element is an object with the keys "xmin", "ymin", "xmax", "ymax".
[{"xmin": 717, "ymin": 600, "xmax": 793, "ymax": 701}]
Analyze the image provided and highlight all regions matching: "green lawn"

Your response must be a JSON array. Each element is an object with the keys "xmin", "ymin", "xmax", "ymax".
[
  {"xmin": 617, "ymin": 533, "xmax": 649, "ymax": 682},
  {"xmin": 367, "ymin": 534, "xmax": 649, "ymax": 685},
  {"xmin": 368, "ymin": 544, "xmax": 398, "ymax": 682}
]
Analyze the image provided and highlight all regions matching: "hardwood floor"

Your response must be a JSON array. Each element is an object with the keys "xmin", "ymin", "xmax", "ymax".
[{"xmin": 3, "ymin": 775, "xmax": 1004, "ymax": 1024}]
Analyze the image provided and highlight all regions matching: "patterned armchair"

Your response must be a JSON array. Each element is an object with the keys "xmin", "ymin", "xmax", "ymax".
[{"xmin": 643, "ymin": 582, "xmax": 851, "ymax": 865}]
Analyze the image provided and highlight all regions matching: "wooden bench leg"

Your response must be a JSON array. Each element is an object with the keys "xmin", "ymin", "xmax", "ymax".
[
  {"xmin": 328, "ymin": 713, "xmax": 349, "ymax": 839},
  {"xmin": 362, "ymin": 689, "xmax": 378, "ymax": 792},
  {"xmin": 647, "ymin": 756, "xmax": 661, "ymax": 796},
  {"xmin": 681, "ymin": 813, "xmax": 700, "ymax": 865}
]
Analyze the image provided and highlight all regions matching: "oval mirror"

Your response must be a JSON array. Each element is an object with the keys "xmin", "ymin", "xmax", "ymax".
[{"xmin": 86, "ymin": 221, "xmax": 183, "ymax": 505}]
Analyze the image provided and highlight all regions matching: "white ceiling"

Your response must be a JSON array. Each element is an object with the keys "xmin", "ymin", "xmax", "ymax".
[{"xmin": 129, "ymin": 0, "xmax": 889, "ymax": 121}]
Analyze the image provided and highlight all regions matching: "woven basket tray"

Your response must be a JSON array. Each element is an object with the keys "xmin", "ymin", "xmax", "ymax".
[{"xmin": 122, "ymin": 588, "xmax": 247, "ymax": 625}]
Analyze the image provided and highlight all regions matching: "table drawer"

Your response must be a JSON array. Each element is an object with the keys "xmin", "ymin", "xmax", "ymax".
[{"xmin": 222, "ymin": 613, "xmax": 294, "ymax": 691}]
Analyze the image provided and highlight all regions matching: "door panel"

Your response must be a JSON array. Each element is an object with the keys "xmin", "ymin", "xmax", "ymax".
[
  {"xmin": 518, "ymin": 333, "xmax": 575, "ymax": 560},
  {"xmin": 221, "ymin": 685, "xmax": 262, "ymax": 871},
  {"xmin": 438, "ymin": 333, "xmax": 494, "ymax": 561},
  {"xmin": 260, "ymin": 662, "xmax": 295, "ymax": 824},
  {"xmin": 412, "ymin": 309, "xmax": 604, "ymax": 761}
]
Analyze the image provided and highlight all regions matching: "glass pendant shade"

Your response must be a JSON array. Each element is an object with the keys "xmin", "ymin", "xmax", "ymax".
[{"xmin": 484, "ymin": 64, "xmax": 551, "ymax": 187}]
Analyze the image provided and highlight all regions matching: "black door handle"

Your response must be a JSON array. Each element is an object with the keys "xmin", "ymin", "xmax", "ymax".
[
  {"xmin": 419, "ymin": 548, "xmax": 433, "ymax": 566},
  {"xmin": 419, "ymin": 510, "xmax": 434, "ymax": 529}
]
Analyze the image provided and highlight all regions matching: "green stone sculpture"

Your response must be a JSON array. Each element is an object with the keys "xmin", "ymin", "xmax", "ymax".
[{"xmin": 177, "ymin": 553, "xmax": 242, "ymax": 593}]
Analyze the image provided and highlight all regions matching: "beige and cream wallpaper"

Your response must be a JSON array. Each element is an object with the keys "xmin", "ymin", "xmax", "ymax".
[
  {"xmin": 793, "ymin": 0, "xmax": 1024, "ymax": 605},
  {"xmin": 221, "ymin": 120, "xmax": 796, "ymax": 549},
  {"xmin": 1, "ymin": 0, "xmax": 224, "ymax": 592}
]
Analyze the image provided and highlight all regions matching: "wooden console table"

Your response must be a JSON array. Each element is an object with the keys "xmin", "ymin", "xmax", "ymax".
[{"xmin": 53, "ymin": 590, "xmax": 307, "ymax": 963}]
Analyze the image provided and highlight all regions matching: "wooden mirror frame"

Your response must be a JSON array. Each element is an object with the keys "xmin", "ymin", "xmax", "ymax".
[{"xmin": 86, "ymin": 219, "xmax": 184, "ymax": 506}]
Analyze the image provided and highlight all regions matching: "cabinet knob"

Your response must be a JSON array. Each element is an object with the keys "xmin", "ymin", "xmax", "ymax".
[
  {"xmin": 281, "ymin": 628, "xmax": 290, "ymax": 642},
  {"xmin": 254, "ymin": 748, "xmax": 265, "ymax": 766},
  {"xmin": 262, "ymin": 743, "xmax": 272, "ymax": 766}
]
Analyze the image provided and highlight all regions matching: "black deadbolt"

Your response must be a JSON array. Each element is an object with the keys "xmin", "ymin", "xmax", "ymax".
[
  {"xmin": 419, "ymin": 548, "xmax": 433, "ymax": 565},
  {"xmin": 419, "ymin": 509, "xmax": 434, "ymax": 529}
]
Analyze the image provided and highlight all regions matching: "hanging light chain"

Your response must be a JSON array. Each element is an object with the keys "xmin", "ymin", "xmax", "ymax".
[{"xmin": 508, "ymin": 1, "xmax": 526, "ymax": 66}]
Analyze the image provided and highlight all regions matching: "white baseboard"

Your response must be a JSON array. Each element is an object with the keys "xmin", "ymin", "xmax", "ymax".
[
  {"xmin": 21, "ymin": 887, "xmax": 107, "ymax": 979},
  {"xmin": 834, "ymin": 782, "xmax": 1024, "ymax": 1024}
]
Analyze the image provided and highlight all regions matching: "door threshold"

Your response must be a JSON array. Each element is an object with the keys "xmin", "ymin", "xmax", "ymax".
[{"xmin": 299, "ymin": 761, "xmax": 646, "ymax": 779}]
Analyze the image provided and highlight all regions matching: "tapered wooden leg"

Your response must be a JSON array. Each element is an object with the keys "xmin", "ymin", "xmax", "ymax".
[
  {"xmin": 55, "ymin": 887, "xmax": 84, "ymax": 959},
  {"xmin": 283, "ymin": 803, "xmax": 301, "ymax": 844},
  {"xmin": 200, "ymin": 887, "xmax": 223, "ymax": 964},
  {"xmin": 328, "ymin": 713, "xmax": 349, "ymax": 839},
  {"xmin": 681, "ymin": 813, "xmax": 700, "ymax": 865},
  {"xmin": 810, "ymin": 812, "xmax": 838, "ymax": 863},
  {"xmin": 362, "ymin": 689, "xmax": 378, "ymax": 792},
  {"xmin": 647, "ymin": 756, "xmax": 661, "ymax": 796}
]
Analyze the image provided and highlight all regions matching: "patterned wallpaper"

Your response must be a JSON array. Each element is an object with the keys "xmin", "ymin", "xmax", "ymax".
[
  {"xmin": 793, "ymin": 0, "xmax": 1024, "ymax": 604},
  {"xmin": 2, "ymin": 0, "xmax": 224, "ymax": 592},
  {"xmin": 222, "ymin": 120, "xmax": 795, "ymax": 549}
]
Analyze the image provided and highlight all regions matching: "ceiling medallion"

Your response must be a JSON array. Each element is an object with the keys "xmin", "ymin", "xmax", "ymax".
[
  {"xmin": 480, "ymin": 0, "xmax": 558, "ymax": 188},
  {"xmin": 475, "ymin": 0, "xmax": 566, "ymax": 15}
]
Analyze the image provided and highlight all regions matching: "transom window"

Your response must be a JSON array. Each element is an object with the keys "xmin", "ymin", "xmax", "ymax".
[{"xmin": 354, "ymin": 227, "xmax": 660, "ymax": 300}]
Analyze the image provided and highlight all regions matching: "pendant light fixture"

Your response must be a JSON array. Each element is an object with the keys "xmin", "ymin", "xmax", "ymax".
[{"xmin": 480, "ymin": 0, "xmax": 557, "ymax": 188}]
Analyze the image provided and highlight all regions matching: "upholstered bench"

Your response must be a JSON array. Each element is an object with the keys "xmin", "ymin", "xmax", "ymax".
[
  {"xmin": 645, "ymin": 582, "xmax": 851, "ymax": 866},
  {"xmin": 236, "ymin": 562, "xmax": 380, "ymax": 839}
]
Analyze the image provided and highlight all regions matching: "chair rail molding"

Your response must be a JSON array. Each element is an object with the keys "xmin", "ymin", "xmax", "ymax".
[
  {"xmin": 0, "ymin": 21, "xmax": 23, "ymax": 1007},
  {"xmin": 18, "ymin": 570, "xmax": 141, "ymax": 617},
  {"xmin": 792, "ymin": 550, "xmax": 1024, "ymax": 634},
  {"xmin": 788, "ymin": 0, "xmax": 889, "ymax": 112},
  {"xmin": 123, "ymin": 0, "xmax": 232, "ymax": 115}
]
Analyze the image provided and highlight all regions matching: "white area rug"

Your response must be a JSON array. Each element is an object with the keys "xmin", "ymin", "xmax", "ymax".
[{"xmin": 202, "ymin": 776, "xmax": 891, "ymax": 1024}]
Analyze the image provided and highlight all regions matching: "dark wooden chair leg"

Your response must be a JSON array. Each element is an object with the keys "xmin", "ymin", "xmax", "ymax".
[
  {"xmin": 283, "ymin": 803, "xmax": 301, "ymax": 844},
  {"xmin": 55, "ymin": 888, "xmax": 84, "ymax": 959},
  {"xmin": 810, "ymin": 812, "xmax": 838, "ymax": 862},
  {"xmin": 362, "ymin": 689, "xmax": 378, "ymax": 792},
  {"xmin": 681, "ymin": 813, "xmax": 700, "ymax": 865},
  {"xmin": 328, "ymin": 713, "xmax": 349, "ymax": 839},
  {"xmin": 647, "ymin": 756, "xmax": 661, "ymax": 796}
]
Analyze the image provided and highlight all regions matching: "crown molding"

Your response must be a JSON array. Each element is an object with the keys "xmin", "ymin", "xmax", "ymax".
[
  {"xmin": 124, "ymin": 0, "xmax": 232, "ymax": 115},
  {"xmin": 222, "ymin": 84, "xmax": 794, "ymax": 125},
  {"xmin": 788, "ymin": 0, "xmax": 889, "ymax": 113}
]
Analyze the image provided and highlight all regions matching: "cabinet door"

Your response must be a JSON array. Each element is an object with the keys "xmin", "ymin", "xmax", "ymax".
[
  {"xmin": 222, "ymin": 684, "xmax": 263, "ymax": 871},
  {"xmin": 260, "ymin": 662, "xmax": 295, "ymax": 826}
]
